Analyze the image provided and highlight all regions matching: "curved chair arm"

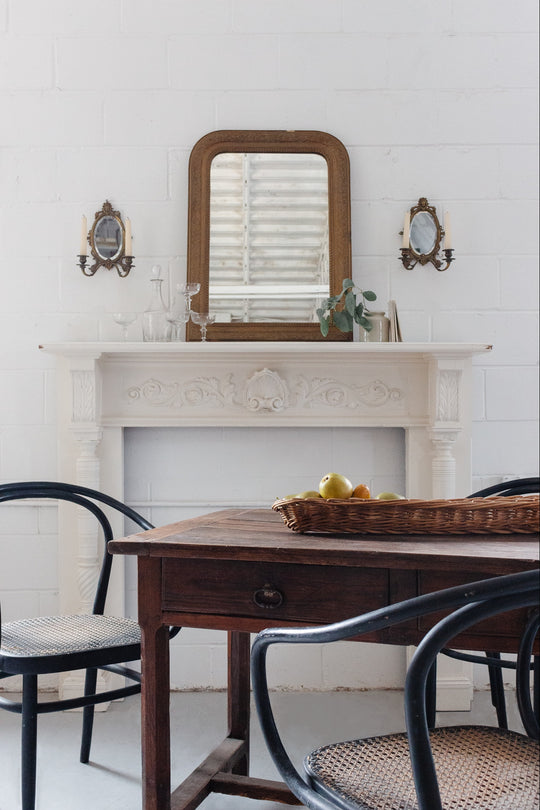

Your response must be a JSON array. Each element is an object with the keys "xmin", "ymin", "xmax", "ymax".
[
  {"xmin": 251, "ymin": 570, "xmax": 539, "ymax": 810},
  {"xmin": 0, "ymin": 482, "xmax": 181, "ymax": 637},
  {"xmin": 468, "ymin": 476, "xmax": 539, "ymax": 498},
  {"xmin": 0, "ymin": 480, "xmax": 154, "ymax": 530}
]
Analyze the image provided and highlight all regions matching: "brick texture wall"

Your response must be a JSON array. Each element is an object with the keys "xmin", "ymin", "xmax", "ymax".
[{"xmin": 0, "ymin": 0, "xmax": 538, "ymax": 689}]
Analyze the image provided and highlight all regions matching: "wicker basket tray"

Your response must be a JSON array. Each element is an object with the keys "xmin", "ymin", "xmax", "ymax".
[{"xmin": 272, "ymin": 494, "xmax": 540, "ymax": 536}]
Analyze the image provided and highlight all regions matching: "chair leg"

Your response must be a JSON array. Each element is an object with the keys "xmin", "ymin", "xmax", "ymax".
[
  {"xmin": 533, "ymin": 655, "xmax": 539, "ymax": 722},
  {"xmin": 425, "ymin": 659, "xmax": 437, "ymax": 729},
  {"xmin": 486, "ymin": 651, "xmax": 508, "ymax": 730},
  {"xmin": 80, "ymin": 667, "xmax": 98, "ymax": 764},
  {"xmin": 21, "ymin": 674, "xmax": 38, "ymax": 810}
]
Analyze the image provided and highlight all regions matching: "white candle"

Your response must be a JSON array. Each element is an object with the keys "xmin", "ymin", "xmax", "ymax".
[
  {"xmin": 80, "ymin": 215, "xmax": 87, "ymax": 255},
  {"xmin": 444, "ymin": 211, "xmax": 452, "ymax": 249},
  {"xmin": 401, "ymin": 211, "xmax": 410, "ymax": 249},
  {"xmin": 125, "ymin": 218, "xmax": 132, "ymax": 255}
]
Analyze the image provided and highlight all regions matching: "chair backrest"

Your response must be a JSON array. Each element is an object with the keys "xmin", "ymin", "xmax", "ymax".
[
  {"xmin": 0, "ymin": 481, "xmax": 153, "ymax": 616},
  {"xmin": 469, "ymin": 476, "xmax": 539, "ymax": 498},
  {"xmin": 252, "ymin": 568, "xmax": 539, "ymax": 810}
]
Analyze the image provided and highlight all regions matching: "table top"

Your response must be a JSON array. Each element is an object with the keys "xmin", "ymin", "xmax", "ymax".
[{"xmin": 110, "ymin": 507, "xmax": 539, "ymax": 575}]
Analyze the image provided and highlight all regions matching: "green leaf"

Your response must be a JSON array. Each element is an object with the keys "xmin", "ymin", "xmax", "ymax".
[
  {"xmin": 345, "ymin": 290, "xmax": 356, "ymax": 316},
  {"xmin": 363, "ymin": 290, "xmax": 377, "ymax": 302},
  {"xmin": 354, "ymin": 301, "xmax": 364, "ymax": 319},
  {"xmin": 358, "ymin": 316, "xmax": 373, "ymax": 330},
  {"xmin": 319, "ymin": 316, "xmax": 330, "ymax": 337},
  {"xmin": 342, "ymin": 278, "xmax": 354, "ymax": 290},
  {"xmin": 333, "ymin": 310, "xmax": 353, "ymax": 333}
]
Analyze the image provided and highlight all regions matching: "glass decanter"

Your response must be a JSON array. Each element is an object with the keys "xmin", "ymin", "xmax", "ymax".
[{"xmin": 142, "ymin": 266, "xmax": 171, "ymax": 342}]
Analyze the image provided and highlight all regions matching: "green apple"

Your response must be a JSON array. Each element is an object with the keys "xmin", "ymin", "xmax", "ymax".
[
  {"xmin": 319, "ymin": 473, "xmax": 353, "ymax": 499},
  {"xmin": 376, "ymin": 491, "xmax": 405, "ymax": 500},
  {"xmin": 296, "ymin": 490, "xmax": 323, "ymax": 499}
]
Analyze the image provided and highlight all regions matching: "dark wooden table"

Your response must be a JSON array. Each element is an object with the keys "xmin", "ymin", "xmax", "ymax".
[{"xmin": 109, "ymin": 507, "xmax": 539, "ymax": 810}]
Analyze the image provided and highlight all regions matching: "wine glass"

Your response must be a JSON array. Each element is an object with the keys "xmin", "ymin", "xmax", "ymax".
[
  {"xmin": 191, "ymin": 311, "xmax": 215, "ymax": 342},
  {"xmin": 166, "ymin": 284, "xmax": 189, "ymax": 341},
  {"xmin": 180, "ymin": 283, "xmax": 200, "ymax": 321},
  {"xmin": 112, "ymin": 312, "xmax": 137, "ymax": 341}
]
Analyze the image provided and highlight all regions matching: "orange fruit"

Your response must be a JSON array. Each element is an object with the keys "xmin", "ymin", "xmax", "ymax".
[{"xmin": 352, "ymin": 483, "xmax": 371, "ymax": 499}]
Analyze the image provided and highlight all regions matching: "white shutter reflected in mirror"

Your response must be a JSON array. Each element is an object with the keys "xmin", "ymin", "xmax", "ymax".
[{"xmin": 209, "ymin": 152, "xmax": 329, "ymax": 323}]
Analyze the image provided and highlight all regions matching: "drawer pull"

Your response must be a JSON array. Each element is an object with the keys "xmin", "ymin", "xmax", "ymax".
[{"xmin": 253, "ymin": 584, "xmax": 283, "ymax": 609}]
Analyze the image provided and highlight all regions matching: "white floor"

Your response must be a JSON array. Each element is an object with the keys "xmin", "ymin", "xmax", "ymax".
[{"xmin": 0, "ymin": 689, "xmax": 522, "ymax": 810}]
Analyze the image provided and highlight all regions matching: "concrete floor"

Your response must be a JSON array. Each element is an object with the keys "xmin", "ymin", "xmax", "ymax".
[{"xmin": 0, "ymin": 689, "xmax": 521, "ymax": 810}]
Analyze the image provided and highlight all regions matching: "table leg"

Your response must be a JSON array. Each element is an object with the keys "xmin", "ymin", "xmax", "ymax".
[
  {"xmin": 139, "ymin": 557, "xmax": 171, "ymax": 810},
  {"xmin": 227, "ymin": 631, "xmax": 251, "ymax": 775}
]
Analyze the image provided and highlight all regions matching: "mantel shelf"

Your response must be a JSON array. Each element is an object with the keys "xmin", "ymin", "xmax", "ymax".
[{"xmin": 40, "ymin": 341, "xmax": 492, "ymax": 358}]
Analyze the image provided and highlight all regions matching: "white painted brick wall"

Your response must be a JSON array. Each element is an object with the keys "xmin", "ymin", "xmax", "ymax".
[{"xmin": 0, "ymin": 0, "xmax": 538, "ymax": 692}]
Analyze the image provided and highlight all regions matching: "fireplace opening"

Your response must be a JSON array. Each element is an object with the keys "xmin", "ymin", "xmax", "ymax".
[{"xmin": 122, "ymin": 426, "xmax": 406, "ymax": 691}]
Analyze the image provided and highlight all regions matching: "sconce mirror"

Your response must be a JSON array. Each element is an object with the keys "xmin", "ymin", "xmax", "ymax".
[
  {"xmin": 78, "ymin": 200, "xmax": 134, "ymax": 277},
  {"xmin": 400, "ymin": 197, "xmax": 454, "ymax": 272},
  {"xmin": 186, "ymin": 130, "xmax": 352, "ymax": 341},
  {"xmin": 94, "ymin": 215, "xmax": 123, "ymax": 260},
  {"xmin": 409, "ymin": 210, "xmax": 438, "ymax": 255}
]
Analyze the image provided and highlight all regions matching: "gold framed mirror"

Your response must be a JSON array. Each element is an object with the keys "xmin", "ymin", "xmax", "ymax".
[
  {"xmin": 80, "ymin": 200, "xmax": 133, "ymax": 277},
  {"xmin": 186, "ymin": 130, "xmax": 352, "ymax": 341},
  {"xmin": 399, "ymin": 197, "xmax": 454, "ymax": 272}
]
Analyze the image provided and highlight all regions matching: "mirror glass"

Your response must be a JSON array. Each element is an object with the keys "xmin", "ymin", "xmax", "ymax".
[
  {"xmin": 209, "ymin": 152, "xmax": 329, "ymax": 324},
  {"xmin": 186, "ymin": 130, "xmax": 352, "ymax": 341},
  {"xmin": 94, "ymin": 215, "xmax": 123, "ymax": 260},
  {"xmin": 409, "ymin": 211, "xmax": 437, "ymax": 255}
]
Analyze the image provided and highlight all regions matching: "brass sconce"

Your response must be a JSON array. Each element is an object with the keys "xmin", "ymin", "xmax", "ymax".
[
  {"xmin": 77, "ymin": 200, "xmax": 134, "ymax": 277},
  {"xmin": 399, "ymin": 197, "xmax": 454, "ymax": 271}
]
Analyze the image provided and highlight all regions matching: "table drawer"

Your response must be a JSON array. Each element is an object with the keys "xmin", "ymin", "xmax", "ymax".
[
  {"xmin": 418, "ymin": 571, "xmax": 533, "ymax": 647},
  {"xmin": 162, "ymin": 558, "xmax": 388, "ymax": 625}
]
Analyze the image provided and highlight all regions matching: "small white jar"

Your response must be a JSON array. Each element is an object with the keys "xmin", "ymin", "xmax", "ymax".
[{"xmin": 359, "ymin": 311, "xmax": 390, "ymax": 342}]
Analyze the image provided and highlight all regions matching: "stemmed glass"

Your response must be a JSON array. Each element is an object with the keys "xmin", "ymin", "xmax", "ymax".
[
  {"xmin": 166, "ymin": 284, "xmax": 189, "ymax": 341},
  {"xmin": 180, "ymin": 283, "xmax": 200, "ymax": 322},
  {"xmin": 112, "ymin": 312, "xmax": 137, "ymax": 341},
  {"xmin": 191, "ymin": 312, "xmax": 215, "ymax": 342}
]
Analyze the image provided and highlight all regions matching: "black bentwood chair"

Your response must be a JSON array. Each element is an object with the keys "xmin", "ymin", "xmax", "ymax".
[
  {"xmin": 252, "ymin": 570, "xmax": 539, "ymax": 810},
  {"xmin": 438, "ymin": 476, "xmax": 540, "ymax": 729},
  {"xmin": 0, "ymin": 481, "xmax": 180, "ymax": 810}
]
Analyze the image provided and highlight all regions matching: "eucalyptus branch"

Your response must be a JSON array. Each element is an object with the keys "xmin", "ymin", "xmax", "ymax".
[{"xmin": 316, "ymin": 278, "xmax": 377, "ymax": 337}]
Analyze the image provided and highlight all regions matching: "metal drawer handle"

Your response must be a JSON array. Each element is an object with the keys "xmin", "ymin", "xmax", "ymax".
[{"xmin": 253, "ymin": 584, "xmax": 284, "ymax": 609}]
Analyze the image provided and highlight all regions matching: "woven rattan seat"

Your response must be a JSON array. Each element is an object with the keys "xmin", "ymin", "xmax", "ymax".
[
  {"xmin": 305, "ymin": 726, "xmax": 540, "ymax": 810},
  {"xmin": 1, "ymin": 614, "xmax": 140, "ymax": 658}
]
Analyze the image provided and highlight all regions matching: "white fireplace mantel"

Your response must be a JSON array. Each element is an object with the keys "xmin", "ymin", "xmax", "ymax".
[
  {"xmin": 42, "ymin": 340, "xmax": 491, "ymax": 707},
  {"xmin": 42, "ymin": 340, "xmax": 491, "ymax": 501}
]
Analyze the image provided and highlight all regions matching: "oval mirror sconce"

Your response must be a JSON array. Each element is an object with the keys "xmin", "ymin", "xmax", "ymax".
[
  {"xmin": 77, "ymin": 200, "xmax": 134, "ymax": 277},
  {"xmin": 399, "ymin": 197, "xmax": 454, "ymax": 271}
]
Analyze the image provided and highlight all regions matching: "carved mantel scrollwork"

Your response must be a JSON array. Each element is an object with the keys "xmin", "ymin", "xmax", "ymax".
[
  {"xmin": 244, "ymin": 369, "xmax": 289, "ymax": 412},
  {"xmin": 295, "ymin": 376, "xmax": 403, "ymax": 409},
  {"xmin": 125, "ymin": 371, "xmax": 404, "ymax": 413},
  {"xmin": 127, "ymin": 375, "xmax": 236, "ymax": 408}
]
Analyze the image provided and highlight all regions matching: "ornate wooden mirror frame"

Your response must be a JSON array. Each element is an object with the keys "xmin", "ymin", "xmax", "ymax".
[{"xmin": 186, "ymin": 130, "xmax": 352, "ymax": 341}]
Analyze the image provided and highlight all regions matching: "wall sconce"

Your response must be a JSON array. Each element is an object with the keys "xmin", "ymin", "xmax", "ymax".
[
  {"xmin": 77, "ymin": 200, "xmax": 134, "ymax": 277},
  {"xmin": 399, "ymin": 197, "xmax": 454, "ymax": 271}
]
